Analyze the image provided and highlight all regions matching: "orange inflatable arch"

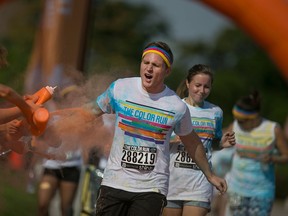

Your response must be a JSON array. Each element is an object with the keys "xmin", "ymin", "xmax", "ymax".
[{"xmin": 199, "ymin": 0, "xmax": 288, "ymax": 82}]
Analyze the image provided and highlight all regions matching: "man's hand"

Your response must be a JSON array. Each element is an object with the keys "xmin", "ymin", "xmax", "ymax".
[
  {"xmin": 23, "ymin": 94, "xmax": 42, "ymax": 126},
  {"xmin": 207, "ymin": 174, "xmax": 227, "ymax": 194},
  {"xmin": 5, "ymin": 119, "xmax": 29, "ymax": 139}
]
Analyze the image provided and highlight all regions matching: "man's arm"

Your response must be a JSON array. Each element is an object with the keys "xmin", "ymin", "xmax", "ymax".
[
  {"xmin": 0, "ymin": 107, "xmax": 23, "ymax": 124},
  {"xmin": 82, "ymin": 101, "xmax": 104, "ymax": 117},
  {"xmin": 179, "ymin": 130, "xmax": 227, "ymax": 194},
  {"xmin": 44, "ymin": 102, "xmax": 105, "ymax": 144},
  {"xmin": 0, "ymin": 84, "xmax": 39, "ymax": 124}
]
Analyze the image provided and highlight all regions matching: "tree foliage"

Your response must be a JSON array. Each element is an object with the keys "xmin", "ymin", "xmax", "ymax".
[
  {"xmin": 0, "ymin": 0, "xmax": 169, "ymax": 90},
  {"xmin": 0, "ymin": 0, "xmax": 41, "ymax": 93},
  {"xmin": 1, "ymin": 0, "xmax": 287, "ymax": 126},
  {"xmin": 84, "ymin": 0, "xmax": 169, "ymax": 75},
  {"xmin": 176, "ymin": 27, "xmax": 288, "ymax": 126}
]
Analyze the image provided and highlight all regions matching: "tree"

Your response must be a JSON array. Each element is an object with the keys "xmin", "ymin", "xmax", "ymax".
[
  {"xmin": 0, "ymin": 0, "xmax": 170, "ymax": 92},
  {"xmin": 84, "ymin": 0, "xmax": 169, "ymax": 76},
  {"xmin": 176, "ymin": 27, "xmax": 288, "ymax": 126},
  {"xmin": 0, "ymin": 0, "xmax": 41, "ymax": 93}
]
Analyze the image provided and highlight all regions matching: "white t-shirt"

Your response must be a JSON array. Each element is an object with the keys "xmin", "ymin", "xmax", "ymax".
[
  {"xmin": 43, "ymin": 148, "xmax": 83, "ymax": 169},
  {"xmin": 167, "ymin": 99, "xmax": 223, "ymax": 202},
  {"xmin": 227, "ymin": 119, "xmax": 277, "ymax": 199},
  {"xmin": 96, "ymin": 77, "xmax": 193, "ymax": 195}
]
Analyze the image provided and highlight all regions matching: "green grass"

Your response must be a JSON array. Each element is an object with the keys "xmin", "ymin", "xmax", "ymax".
[{"xmin": 0, "ymin": 162, "xmax": 37, "ymax": 216}]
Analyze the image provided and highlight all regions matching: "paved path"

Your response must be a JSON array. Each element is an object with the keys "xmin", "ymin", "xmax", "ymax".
[
  {"xmin": 53, "ymin": 198, "xmax": 288, "ymax": 216},
  {"xmin": 208, "ymin": 199, "xmax": 288, "ymax": 216},
  {"xmin": 271, "ymin": 199, "xmax": 288, "ymax": 216}
]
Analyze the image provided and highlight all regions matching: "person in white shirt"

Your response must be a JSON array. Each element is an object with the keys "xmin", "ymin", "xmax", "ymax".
[
  {"xmin": 163, "ymin": 64, "xmax": 235, "ymax": 216},
  {"xmin": 44, "ymin": 42, "xmax": 228, "ymax": 216}
]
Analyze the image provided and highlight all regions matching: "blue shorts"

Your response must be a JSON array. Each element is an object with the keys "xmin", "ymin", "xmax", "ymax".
[
  {"xmin": 227, "ymin": 193, "xmax": 273, "ymax": 216},
  {"xmin": 166, "ymin": 200, "xmax": 211, "ymax": 211}
]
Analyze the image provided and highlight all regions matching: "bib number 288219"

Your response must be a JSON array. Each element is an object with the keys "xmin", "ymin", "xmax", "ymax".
[{"xmin": 121, "ymin": 144, "xmax": 157, "ymax": 171}]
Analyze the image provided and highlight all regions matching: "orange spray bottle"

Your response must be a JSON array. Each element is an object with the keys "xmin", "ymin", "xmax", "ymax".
[
  {"xmin": 5, "ymin": 86, "xmax": 56, "ymax": 155},
  {"xmin": 30, "ymin": 86, "xmax": 57, "ymax": 136}
]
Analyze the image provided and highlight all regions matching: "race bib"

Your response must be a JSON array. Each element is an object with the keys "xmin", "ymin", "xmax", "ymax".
[
  {"xmin": 174, "ymin": 145, "xmax": 202, "ymax": 170},
  {"xmin": 121, "ymin": 144, "xmax": 157, "ymax": 171}
]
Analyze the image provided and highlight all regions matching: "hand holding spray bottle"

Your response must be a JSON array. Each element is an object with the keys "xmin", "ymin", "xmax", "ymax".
[
  {"xmin": 4, "ymin": 86, "xmax": 56, "ymax": 154},
  {"xmin": 30, "ymin": 86, "xmax": 57, "ymax": 136}
]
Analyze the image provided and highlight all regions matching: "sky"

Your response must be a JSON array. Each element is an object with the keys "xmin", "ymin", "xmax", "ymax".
[{"xmin": 125, "ymin": 0, "xmax": 234, "ymax": 41}]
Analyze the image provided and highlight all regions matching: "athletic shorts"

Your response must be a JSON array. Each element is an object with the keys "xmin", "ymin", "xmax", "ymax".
[
  {"xmin": 166, "ymin": 200, "xmax": 211, "ymax": 211},
  {"xmin": 227, "ymin": 193, "xmax": 273, "ymax": 216},
  {"xmin": 43, "ymin": 167, "xmax": 81, "ymax": 183},
  {"xmin": 96, "ymin": 185, "xmax": 167, "ymax": 216}
]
